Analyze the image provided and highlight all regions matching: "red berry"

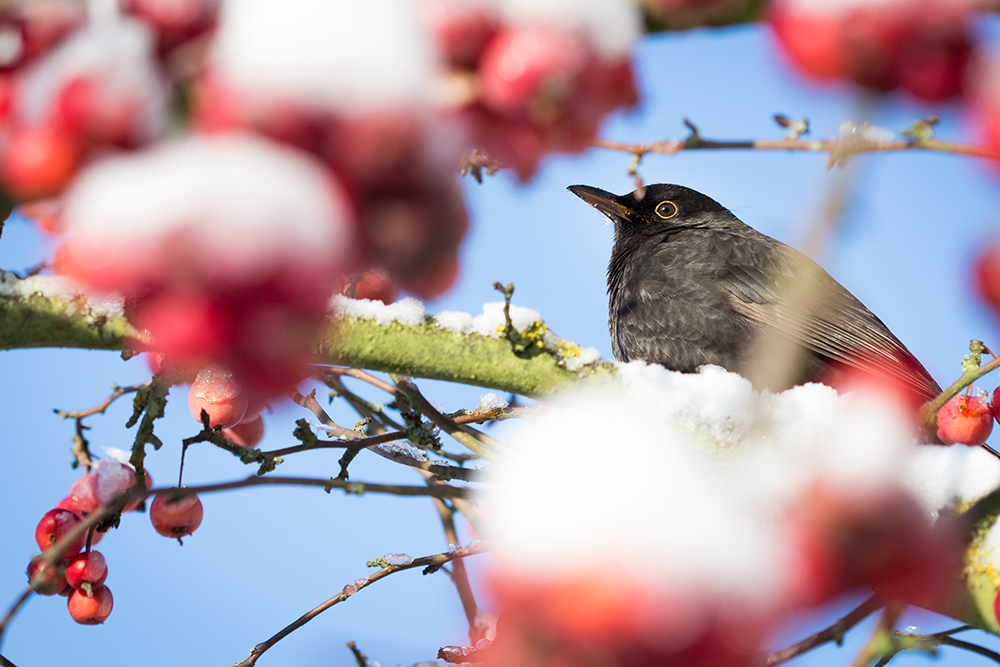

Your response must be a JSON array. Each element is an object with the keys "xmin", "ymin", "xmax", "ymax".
[
  {"xmin": 56, "ymin": 492, "xmax": 97, "ymax": 517},
  {"xmin": 478, "ymin": 27, "xmax": 588, "ymax": 115},
  {"xmin": 937, "ymin": 392, "xmax": 994, "ymax": 445},
  {"xmin": 67, "ymin": 585, "xmax": 113, "ymax": 625},
  {"xmin": 338, "ymin": 270, "xmax": 400, "ymax": 304},
  {"xmin": 0, "ymin": 127, "xmax": 81, "ymax": 200},
  {"xmin": 35, "ymin": 508, "xmax": 85, "ymax": 556},
  {"xmin": 139, "ymin": 291, "xmax": 232, "ymax": 363},
  {"xmin": 976, "ymin": 239, "xmax": 1000, "ymax": 314},
  {"xmin": 769, "ymin": 5, "xmax": 848, "ymax": 82},
  {"xmin": 398, "ymin": 252, "xmax": 460, "ymax": 299},
  {"xmin": 65, "ymin": 551, "xmax": 107, "ymax": 593},
  {"xmin": 150, "ymin": 492, "xmax": 203, "ymax": 539},
  {"xmin": 188, "ymin": 365, "xmax": 249, "ymax": 428},
  {"xmin": 992, "ymin": 386, "xmax": 1000, "ymax": 426},
  {"xmin": 26, "ymin": 559, "xmax": 67, "ymax": 596},
  {"xmin": 221, "ymin": 415, "xmax": 264, "ymax": 448}
]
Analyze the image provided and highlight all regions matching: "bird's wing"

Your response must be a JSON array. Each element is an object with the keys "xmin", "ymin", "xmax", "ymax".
[{"xmin": 719, "ymin": 236, "xmax": 942, "ymax": 402}]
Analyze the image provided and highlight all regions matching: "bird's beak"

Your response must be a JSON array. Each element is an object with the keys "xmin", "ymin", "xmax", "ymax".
[{"xmin": 567, "ymin": 185, "xmax": 632, "ymax": 221}]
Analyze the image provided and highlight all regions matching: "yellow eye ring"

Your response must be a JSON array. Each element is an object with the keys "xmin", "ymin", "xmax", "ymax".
[{"xmin": 655, "ymin": 200, "xmax": 678, "ymax": 219}]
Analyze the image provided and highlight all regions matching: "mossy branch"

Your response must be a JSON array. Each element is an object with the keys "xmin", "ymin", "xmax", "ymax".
[
  {"xmin": 318, "ymin": 314, "xmax": 615, "ymax": 396},
  {"xmin": 0, "ymin": 288, "xmax": 141, "ymax": 351},
  {"xmin": 0, "ymin": 280, "xmax": 615, "ymax": 397}
]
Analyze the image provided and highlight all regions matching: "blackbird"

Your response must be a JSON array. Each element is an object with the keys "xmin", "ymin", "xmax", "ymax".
[{"xmin": 568, "ymin": 183, "xmax": 942, "ymax": 405}]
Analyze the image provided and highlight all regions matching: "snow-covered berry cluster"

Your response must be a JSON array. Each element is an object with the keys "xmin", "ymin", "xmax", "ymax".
[
  {"xmin": 421, "ymin": 0, "xmax": 640, "ymax": 180},
  {"xmin": 28, "ymin": 458, "xmax": 149, "ymax": 624},
  {"xmin": 768, "ymin": 0, "xmax": 978, "ymax": 103},
  {"xmin": 479, "ymin": 365, "xmax": 969, "ymax": 667}
]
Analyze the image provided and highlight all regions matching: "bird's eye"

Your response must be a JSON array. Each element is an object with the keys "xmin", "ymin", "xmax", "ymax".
[{"xmin": 654, "ymin": 200, "xmax": 678, "ymax": 220}]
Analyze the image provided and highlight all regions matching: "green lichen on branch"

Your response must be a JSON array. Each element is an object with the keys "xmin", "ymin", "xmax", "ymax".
[
  {"xmin": 318, "ymin": 315, "xmax": 614, "ymax": 397},
  {"xmin": 0, "ymin": 278, "xmax": 613, "ymax": 397},
  {"xmin": 126, "ymin": 381, "xmax": 168, "ymax": 486},
  {"xmin": 0, "ymin": 282, "xmax": 139, "ymax": 350}
]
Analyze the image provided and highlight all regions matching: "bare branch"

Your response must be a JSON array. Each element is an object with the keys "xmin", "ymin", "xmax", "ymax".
[
  {"xmin": 762, "ymin": 595, "xmax": 884, "ymax": 666},
  {"xmin": 235, "ymin": 542, "xmax": 488, "ymax": 666}
]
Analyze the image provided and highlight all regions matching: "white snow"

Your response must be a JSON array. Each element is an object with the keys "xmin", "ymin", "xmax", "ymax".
[
  {"xmin": 486, "ymin": 378, "xmax": 784, "ymax": 599},
  {"xmin": 210, "ymin": 0, "xmax": 438, "ymax": 112},
  {"xmin": 432, "ymin": 310, "xmax": 474, "ymax": 333},
  {"xmin": 383, "ymin": 553, "xmax": 415, "ymax": 566},
  {"xmin": 905, "ymin": 445, "xmax": 1000, "ymax": 517},
  {"xmin": 0, "ymin": 271, "xmax": 125, "ymax": 318},
  {"xmin": 435, "ymin": 302, "xmax": 542, "ymax": 335},
  {"xmin": 92, "ymin": 460, "xmax": 136, "ymax": 504},
  {"xmin": 839, "ymin": 121, "xmax": 894, "ymax": 145},
  {"xmin": 497, "ymin": 0, "xmax": 639, "ymax": 57},
  {"xmin": 478, "ymin": 393, "xmax": 509, "ymax": 410},
  {"xmin": 562, "ymin": 345, "xmax": 601, "ymax": 371},
  {"xmin": 331, "ymin": 295, "xmax": 429, "ymax": 326},
  {"xmin": 617, "ymin": 362, "xmax": 761, "ymax": 452},
  {"xmin": 375, "ymin": 441, "xmax": 430, "ymax": 463},
  {"xmin": 487, "ymin": 363, "xmax": 988, "ymax": 598},
  {"xmin": 62, "ymin": 133, "xmax": 354, "ymax": 284}
]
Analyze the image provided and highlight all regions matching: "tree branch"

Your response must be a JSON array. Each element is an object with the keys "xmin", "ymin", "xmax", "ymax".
[
  {"xmin": 235, "ymin": 543, "xmax": 488, "ymax": 667},
  {"xmin": 761, "ymin": 594, "xmax": 884, "ymax": 666},
  {"xmin": 0, "ymin": 278, "xmax": 613, "ymax": 397}
]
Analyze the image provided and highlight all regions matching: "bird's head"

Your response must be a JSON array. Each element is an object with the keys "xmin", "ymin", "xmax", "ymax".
[{"xmin": 568, "ymin": 183, "xmax": 739, "ymax": 240}]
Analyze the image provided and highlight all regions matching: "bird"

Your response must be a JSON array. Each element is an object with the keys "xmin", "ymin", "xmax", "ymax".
[{"xmin": 568, "ymin": 183, "xmax": 942, "ymax": 408}]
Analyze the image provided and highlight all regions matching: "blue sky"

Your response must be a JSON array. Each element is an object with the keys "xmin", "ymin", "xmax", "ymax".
[{"xmin": 1, "ymin": 19, "xmax": 999, "ymax": 667}]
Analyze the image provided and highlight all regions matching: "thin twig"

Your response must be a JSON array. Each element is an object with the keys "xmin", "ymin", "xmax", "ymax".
[
  {"xmin": 54, "ymin": 383, "xmax": 146, "ymax": 420},
  {"xmin": 235, "ymin": 543, "xmax": 488, "ymax": 666},
  {"xmin": 262, "ymin": 431, "xmax": 404, "ymax": 457},
  {"xmin": 892, "ymin": 626, "xmax": 1000, "ymax": 664},
  {"xmin": 325, "ymin": 374, "xmax": 405, "ymax": 432},
  {"xmin": 762, "ymin": 594, "xmax": 884, "ymax": 666},
  {"xmin": 920, "ymin": 355, "xmax": 1000, "ymax": 433},
  {"xmin": 593, "ymin": 134, "xmax": 993, "ymax": 161},
  {"xmin": 324, "ymin": 367, "xmax": 399, "ymax": 395},
  {"xmin": 0, "ymin": 590, "xmax": 30, "ymax": 650},
  {"xmin": 429, "ymin": 484, "xmax": 482, "ymax": 641},
  {"xmin": 894, "ymin": 626, "xmax": 973, "ymax": 640},
  {"xmin": 849, "ymin": 603, "xmax": 904, "ymax": 667},
  {"xmin": 290, "ymin": 388, "xmax": 363, "ymax": 440},
  {"xmin": 935, "ymin": 636, "xmax": 1000, "ymax": 664},
  {"xmin": 393, "ymin": 376, "xmax": 496, "ymax": 458},
  {"xmin": 346, "ymin": 642, "xmax": 371, "ymax": 667}
]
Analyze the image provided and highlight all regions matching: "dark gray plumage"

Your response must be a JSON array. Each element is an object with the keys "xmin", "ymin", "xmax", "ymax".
[{"xmin": 568, "ymin": 183, "xmax": 941, "ymax": 404}]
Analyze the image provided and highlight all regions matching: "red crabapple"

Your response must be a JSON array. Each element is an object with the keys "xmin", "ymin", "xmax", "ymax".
[
  {"xmin": 1, "ymin": 126, "xmax": 81, "ymax": 200},
  {"xmin": 993, "ymin": 386, "xmax": 1000, "ymax": 426},
  {"xmin": 65, "ymin": 551, "xmax": 107, "ymax": 594},
  {"xmin": 150, "ymin": 492, "xmax": 203, "ymax": 539},
  {"xmin": 937, "ymin": 392, "xmax": 994, "ymax": 445},
  {"xmin": 768, "ymin": 5, "xmax": 847, "ymax": 81},
  {"xmin": 67, "ymin": 585, "xmax": 113, "ymax": 625},
  {"xmin": 338, "ymin": 270, "xmax": 400, "ymax": 304},
  {"xmin": 188, "ymin": 365, "xmax": 249, "ymax": 428},
  {"xmin": 975, "ymin": 239, "xmax": 1000, "ymax": 314},
  {"xmin": 478, "ymin": 27, "xmax": 588, "ymax": 116},
  {"xmin": 35, "ymin": 508, "xmax": 86, "ymax": 556},
  {"xmin": 26, "ymin": 559, "xmax": 67, "ymax": 596},
  {"xmin": 221, "ymin": 415, "xmax": 264, "ymax": 448}
]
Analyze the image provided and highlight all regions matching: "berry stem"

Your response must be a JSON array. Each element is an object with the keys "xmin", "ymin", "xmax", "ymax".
[{"xmin": 921, "ymin": 355, "xmax": 1000, "ymax": 433}]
